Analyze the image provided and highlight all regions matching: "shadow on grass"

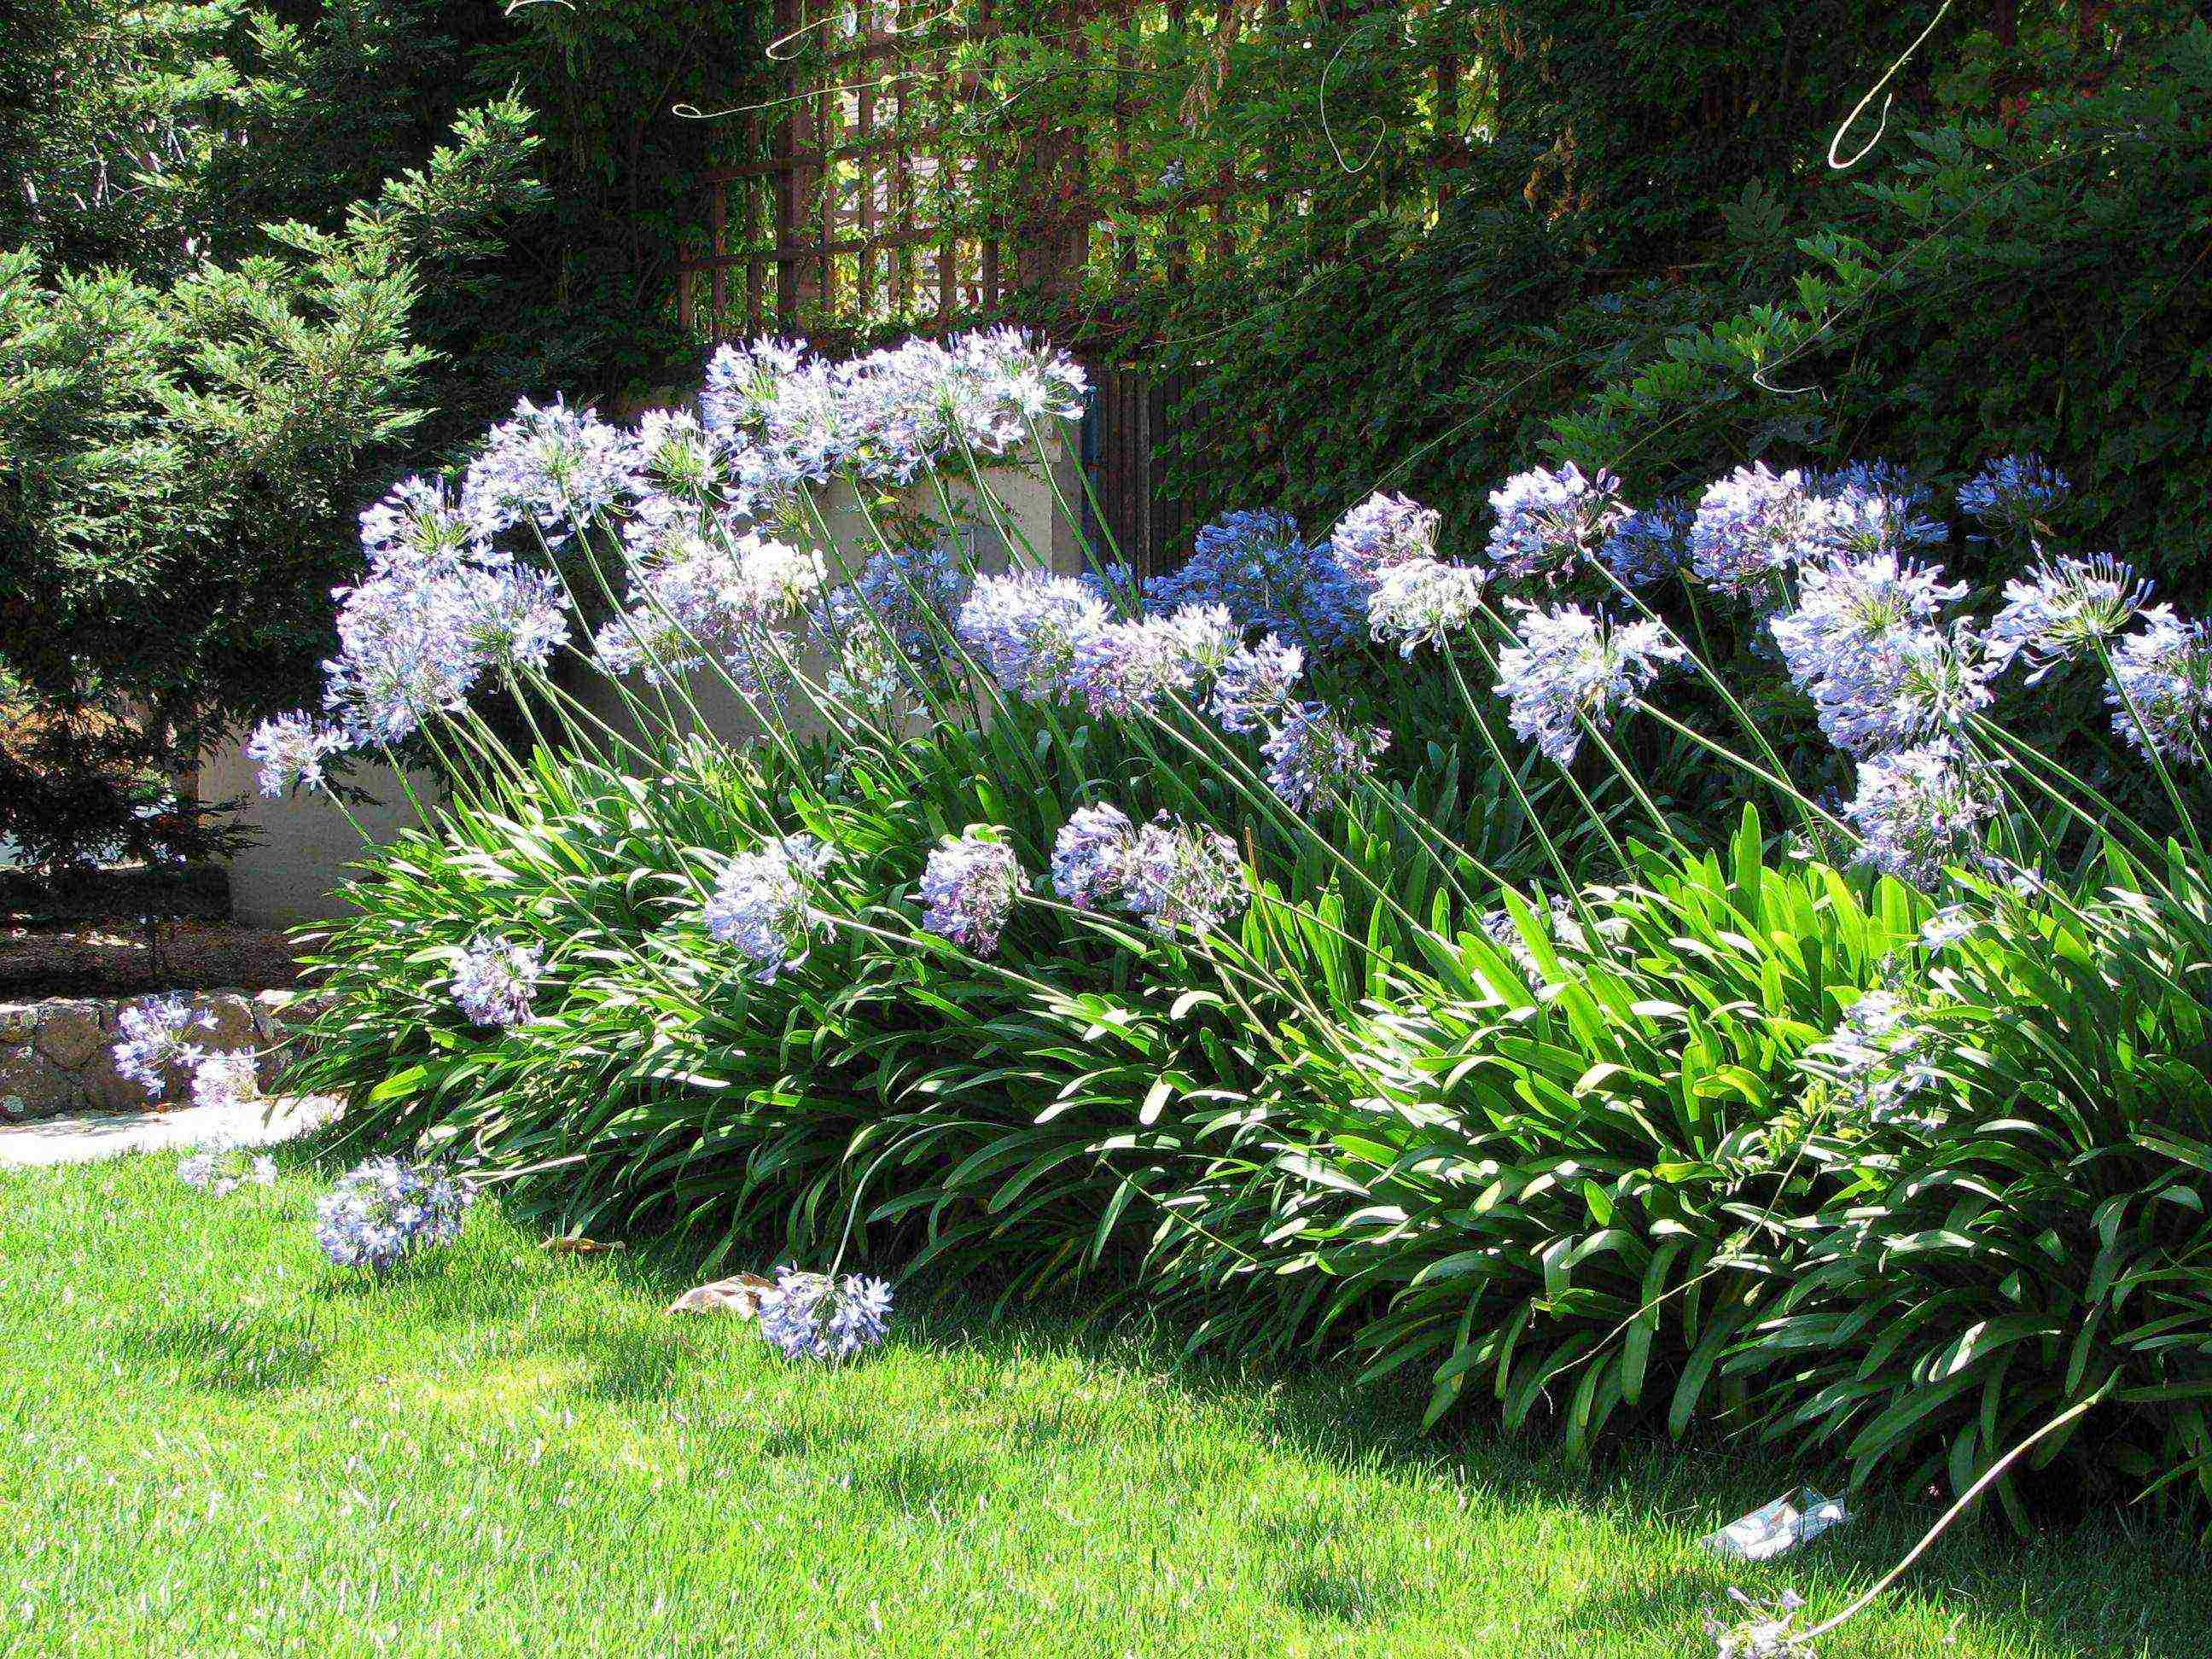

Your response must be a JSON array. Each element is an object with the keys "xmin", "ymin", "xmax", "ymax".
[{"xmin": 114, "ymin": 1311, "xmax": 328, "ymax": 1394}]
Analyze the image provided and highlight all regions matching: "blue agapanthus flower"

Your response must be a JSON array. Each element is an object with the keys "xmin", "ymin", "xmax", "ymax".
[
  {"xmin": 1210, "ymin": 635, "xmax": 1305, "ymax": 733},
  {"xmin": 1119, "ymin": 815, "xmax": 1247, "ymax": 936},
  {"xmin": 1842, "ymin": 740, "xmax": 1998, "ymax": 888},
  {"xmin": 1261, "ymin": 702, "xmax": 1389, "ymax": 813},
  {"xmin": 112, "ymin": 994, "xmax": 216, "ymax": 1097},
  {"xmin": 756, "ymin": 1267, "xmax": 894, "ymax": 1361},
  {"xmin": 315, "ymin": 1157, "xmax": 474, "ymax": 1272},
  {"xmin": 702, "ymin": 835, "xmax": 835, "ymax": 981},
  {"xmin": 1051, "ymin": 803, "xmax": 1138, "ymax": 911},
  {"xmin": 919, "ymin": 826, "xmax": 1028, "ymax": 956},
  {"xmin": 1958, "ymin": 454, "xmax": 2068, "ymax": 539},
  {"xmin": 1144, "ymin": 510, "xmax": 1365, "ymax": 653},
  {"xmin": 1593, "ymin": 498, "xmax": 1690, "ymax": 589}
]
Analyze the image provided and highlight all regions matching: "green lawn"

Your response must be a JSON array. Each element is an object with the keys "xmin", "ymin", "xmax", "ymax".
[{"xmin": 2, "ymin": 1154, "xmax": 2203, "ymax": 1656}]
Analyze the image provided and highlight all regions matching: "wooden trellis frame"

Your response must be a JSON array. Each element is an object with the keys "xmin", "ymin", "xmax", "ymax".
[
  {"xmin": 678, "ymin": 0, "xmax": 1015, "ymax": 341},
  {"xmin": 675, "ymin": 0, "xmax": 1481, "ymax": 567}
]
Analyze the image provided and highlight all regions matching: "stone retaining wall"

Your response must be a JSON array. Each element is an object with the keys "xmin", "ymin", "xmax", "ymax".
[{"xmin": 0, "ymin": 990, "xmax": 316, "ymax": 1122}]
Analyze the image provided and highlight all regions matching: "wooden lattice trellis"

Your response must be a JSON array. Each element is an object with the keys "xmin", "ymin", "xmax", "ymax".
[
  {"xmin": 676, "ymin": 0, "xmax": 1482, "ymax": 567},
  {"xmin": 678, "ymin": 0, "xmax": 1011, "ymax": 341}
]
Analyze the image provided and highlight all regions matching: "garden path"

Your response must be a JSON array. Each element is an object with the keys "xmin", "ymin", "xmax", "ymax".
[{"xmin": 0, "ymin": 1094, "xmax": 337, "ymax": 1167}]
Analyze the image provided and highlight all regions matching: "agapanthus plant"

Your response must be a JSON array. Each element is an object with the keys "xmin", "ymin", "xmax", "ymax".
[
  {"xmin": 1767, "ymin": 554, "xmax": 1977, "ymax": 756},
  {"xmin": 1330, "ymin": 490, "xmax": 1441, "ymax": 585},
  {"xmin": 1260, "ymin": 702, "xmax": 1390, "ymax": 813},
  {"xmin": 1689, "ymin": 463, "xmax": 1823, "ymax": 602},
  {"xmin": 1210, "ymin": 636, "xmax": 1305, "ymax": 733},
  {"xmin": 246, "ymin": 712, "xmax": 344, "ymax": 797},
  {"xmin": 1842, "ymin": 741, "xmax": 1999, "ymax": 888},
  {"xmin": 1366, "ymin": 557, "xmax": 1487, "ymax": 656},
  {"xmin": 1958, "ymin": 452, "xmax": 2067, "ymax": 540},
  {"xmin": 1494, "ymin": 602, "xmax": 1685, "ymax": 765},
  {"xmin": 1807, "ymin": 987, "xmax": 1953, "ymax": 1134},
  {"xmin": 1484, "ymin": 463, "xmax": 1628, "ymax": 583},
  {"xmin": 1987, "ymin": 552, "xmax": 2154, "ymax": 683},
  {"xmin": 2107, "ymin": 607, "xmax": 2212, "ymax": 765},
  {"xmin": 702, "ymin": 835, "xmax": 836, "ymax": 981},
  {"xmin": 1051, "ymin": 807, "xmax": 1247, "ymax": 936},
  {"xmin": 1121, "ymin": 815, "xmax": 1249, "ymax": 936},
  {"xmin": 1145, "ymin": 509, "xmax": 1365, "ymax": 652}
]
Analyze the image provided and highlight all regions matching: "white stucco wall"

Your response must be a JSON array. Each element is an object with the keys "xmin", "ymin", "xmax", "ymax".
[
  {"xmin": 200, "ymin": 748, "xmax": 443, "ymax": 928},
  {"xmin": 208, "ymin": 439, "xmax": 1086, "ymax": 926}
]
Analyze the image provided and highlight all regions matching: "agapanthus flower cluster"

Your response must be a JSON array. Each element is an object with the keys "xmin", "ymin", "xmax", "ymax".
[
  {"xmin": 701, "ymin": 328, "xmax": 1086, "ymax": 491},
  {"xmin": 1366, "ymin": 557, "xmax": 1487, "ymax": 656},
  {"xmin": 450, "ymin": 935, "xmax": 542, "ymax": 1029},
  {"xmin": 1484, "ymin": 463, "xmax": 1628, "ymax": 583},
  {"xmin": 1050, "ymin": 806, "xmax": 1246, "ymax": 935},
  {"xmin": 755, "ymin": 1266, "xmax": 895, "ymax": 1362},
  {"xmin": 1703, "ymin": 1588, "xmax": 1815, "ymax": 1659},
  {"xmin": 1068, "ymin": 616, "xmax": 1205, "ymax": 718},
  {"xmin": 820, "ymin": 543, "xmax": 971, "ymax": 688},
  {"xmin": 112, "ymin": 994, "xmax": 216, "ymax": 1097},
  {"xmin": 1842, "ymin": 741, "xmax": 1997, "ymax": 888},
  {"xmin": 702, "ymin": 835, "xmax": 835, "ymax": 981},
  {"xmin": 314, "ymin": 1157, "xmax": 474, "ymax": 1272},
  {"xmin": 919, "ymin": 826, "xmax": 1028, "ymax": 955},
  {"xmin": 1121, "ymin": 815, "xmax": 1248, "ymax": 935},
  {"xmin": 1689, "ymin": 463, "xmax": 1824, "ymax": 600},
  {"xmin": 1210, "ymin": 636, "xmax": 1305, "ymax": 733},
  {"xmin": 1987, "ymin": 552, "xmax": 2154, "ymax": 682},
  {"xmin": 1767, "ymin": 553, "xmax": 1978, "ymax": 755},
  {"xmin": 2107, "ymin": 606, "xmax": 2212, "ymax": 764},
  {"xmin": 245, "ymin": 712, "xmax": 344, "ymax": 798},
  {"xmin": 190, "ymin": 1049, "xmax": 262, "ymax": 1114},
  {"xmin": 320, "ymin": 565, "xmax": 488, "ymax": 744},
  {"xmin": 699, "ymin": 336, "xmax": 841, "ymax": 492},
  {"xmin": 1261, "ymin": 702, "xmax": 1391, "ymax": 812},
  {"xmin": 957, "ymin": 570, "xmax": 1113, "ymax": 702},
  {"xmin": 460, "ymin": 396, "xmax": 642, "ymax": 546},
  {"xmin": 1806, "ymin": 464, "xmax": 1945, "ymax": 559},
  {"xmin": 1050, "ymin": 803, "xmax": 1138, "ymax": 911},
  {"xmin": 1494, "ymin": 602, "xmax": 1686, "ymax": 765},
  {"xmin": 178, "ymin": 1143, "xmax": 276, "ymax": 1196},
  {"xmin": 359, "ymin": 475, "xmax": 479, "ymax": 573},
  {"xmin": 1958, "ymin": 452, "xmax": 2067, "ymax": 539},
  {"xmin": 1596, "ymin": 498, "xmax": 1689, "ymax": 588},
  {"xmin": 1811, "ymin": 987, "xmax": 1952, "ymax": 1132},
  {"xmin": 1145, "ymin": 510, "xmax": 1365, "ymax": 653},
  {"xmin": 322, "ymin": 551, "xmax": 569, "ymax": 745},
  {"xmin": 1329, "ymin": 491, "xmax": 1441, "ymax": 586},
  {"xmin": 634, "ymin": 407, "xmax": 747, "ymax": 509},
  {"xmin": 594, "ymin": 527, "xmax": 822, "ymax": 687}
]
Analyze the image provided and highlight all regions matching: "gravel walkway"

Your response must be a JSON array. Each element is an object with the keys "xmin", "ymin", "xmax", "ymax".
[{"xmin": 0, "ymin": 1095, "xmax": 339, "ymax": 1168}]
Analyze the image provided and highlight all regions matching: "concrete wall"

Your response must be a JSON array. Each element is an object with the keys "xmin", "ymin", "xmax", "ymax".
[{"xmin": 207, "ymin": 442, "xmax": 1086, "ymax": 927}]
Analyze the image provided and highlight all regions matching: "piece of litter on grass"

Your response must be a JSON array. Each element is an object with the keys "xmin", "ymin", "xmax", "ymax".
[
  {"xmin": 1699, "ymin": 1489, "xmax": 1849, "ymax": 1561},
  {"xmin": 667, "ymin": 1272, "xmax": 777, "ymax": 1317}
]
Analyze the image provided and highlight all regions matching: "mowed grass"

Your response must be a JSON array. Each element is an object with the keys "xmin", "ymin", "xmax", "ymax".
[{"xmin": 2, "ymin": 1155, "xmax": 2204, "ymax": 1657}]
